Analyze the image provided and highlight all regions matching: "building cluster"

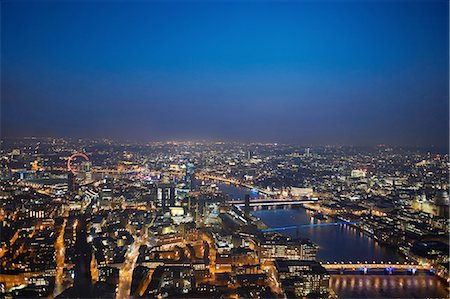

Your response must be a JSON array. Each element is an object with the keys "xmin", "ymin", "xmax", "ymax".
[{"xmin": 0, "ymin": 138, "xmax": 448, "ymax": 297}]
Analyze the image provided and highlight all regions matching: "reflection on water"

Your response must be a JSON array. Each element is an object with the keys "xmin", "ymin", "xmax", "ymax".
[
  {"xmin": 217, "ymin": 182, "xmax": 399, "ymax": 262},
  {"xmin": 252, "ymin": 208, "xmax": 400, "ymax": 262},
  {"xmin": 218, "ymin": 183, "xmax": 449, "ymax": 298},
  {"xmin": 331, "ymin": 275, "xmax": 449, "ymax": 298},
  {"xmin": 216, "ymin": 183, "xmax": 259, "ymax": 200}
]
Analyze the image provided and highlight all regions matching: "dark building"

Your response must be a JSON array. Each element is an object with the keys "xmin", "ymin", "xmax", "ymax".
[
  {"xmin": 67, "ymin": 171, "xmax": 78, "ymax": 194},
  {"xmin": 246, "ymin": 150, "xmax": 252, "ymax": 160},
  {"xmin": 58, "ymin": 217, "xmax": 94, "ymax": 298},
  {"xmin": 244, "ymin": 194, "xmax": 250, "ymax": 216},
  {"xmin": 146, "ymin": 265, "xmax": 195, "ymax": 296}
]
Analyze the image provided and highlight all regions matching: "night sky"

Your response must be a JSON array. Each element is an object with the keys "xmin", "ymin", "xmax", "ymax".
[{"xmin": 2, "ymin": 1, "xmax": 448, "ymax": 147}]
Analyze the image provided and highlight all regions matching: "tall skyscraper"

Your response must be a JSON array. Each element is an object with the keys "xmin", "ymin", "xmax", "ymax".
[
  {"xmin": 100, "ymin": 178, "xmax": 113, "ymax": 208},
  {"xmin": 246, "ymin": 150, "xmax": 252, "ymax": 160},
  {"xmin": 185, "ymin": 162, "xmax": 195, "ymax": 191},
  {"xmin": 157, "ymin": 184, "xmax": 175, "ymax": 213},
  {"xmin": 67, "ymin": 171, "xmax": 78, "ymax": 194},
  {"xmin": 304, "ymin": 148, "xmax": 311, "ymax": 157}
]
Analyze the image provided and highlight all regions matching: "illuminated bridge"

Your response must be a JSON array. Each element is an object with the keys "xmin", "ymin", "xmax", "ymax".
[
  {"xmin": 321, "ymin": 261, "xmax": 433, "ymax": 274},
  {"xmin": 261, "ymin": 221, "xmax": 359, "ymax": 232},
  {"xmin": 196, "ymin": 173, "xmax": 276, "ymax": 196},
  {"xmin": 231, "ymin": 198, "xmax": 317, "ymax": 208}
]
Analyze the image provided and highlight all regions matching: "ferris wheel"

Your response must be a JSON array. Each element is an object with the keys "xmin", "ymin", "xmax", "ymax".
[{"xmin": 67, "ymin": 153, "xmax": 90, "ymax": 175}]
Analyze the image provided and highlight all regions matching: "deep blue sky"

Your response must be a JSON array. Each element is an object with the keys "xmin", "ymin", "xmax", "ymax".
[{"xmin": 2, "ymin": 1, "xmax": 448, "ymax": 147}]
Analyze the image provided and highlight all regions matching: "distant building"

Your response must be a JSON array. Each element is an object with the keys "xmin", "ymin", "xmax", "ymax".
[
  {"xmin": 304, "ymin": 147, "xmax": 311, "ymax": 157},
  {"xmin": 351, "ymin": 169, "xmax": 367, "ymax": 178},
  {"xmin": 67, "ymin": 171, "xmax": 78, "ymax": 193},
  {"xmin": 290, "ymin": 187, "xmax": 313, "ymax": 198},
  {"xmin": 246, "ymin": 150, "xmax": 252, "ymax": 160},
  {"xmin": 80, "ymin": 160, "xmax": 93, "ymax": 182},
  {"xmin": 411, "ymin": 191, "xmax": 449, "ymax": 218},
  {"xmin": 185, "ymin": 162, "xmax": 195, "ymax": 191}
]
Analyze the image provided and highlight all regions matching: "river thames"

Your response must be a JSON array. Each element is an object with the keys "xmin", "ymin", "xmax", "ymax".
[
  {"xmin": 251, "ymin": 207, "xmax": 399, "ymax": 262},
  {"xmin": 217, "ymin": 182, "xmax": 449, "ymax": 298}
]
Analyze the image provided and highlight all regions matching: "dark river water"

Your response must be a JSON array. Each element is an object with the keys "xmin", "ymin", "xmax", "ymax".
[
  {"xmin": 330, "ymin": 274, "xmax": 448, "ymax": 298},
  {"xmin": 217, "ymin": 182, "xmax": 449, "ymax": 298},
  {"xmin": 217, "ymin": 182, "xmax": 399, "ymax": 262},
  {"xmin": 252, "ymin": 207, "xmax": 399, "ymax": 262}
]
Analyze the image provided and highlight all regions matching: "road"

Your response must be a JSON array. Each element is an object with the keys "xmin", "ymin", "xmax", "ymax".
[
  {"xmin": 262, "ymin": 262, "xmax": 282, "ymax": 295},
  {"xmin": 116, "ymin": 234, "xmax": 143, "ymax": 299},
  {"xmin": 134, "ymin": 268, "xmax": 155, "ymax": 297},
  {"xmin": 116, "ymin": 212, "xmax": 155, "ymax": 299},
  {"xmin": 53, "ymin": 218, "xmax": 67, "ymax": 297}
]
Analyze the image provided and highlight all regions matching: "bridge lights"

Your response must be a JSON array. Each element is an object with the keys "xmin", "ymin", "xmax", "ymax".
[{"xmin": 407, "ymin": 268, "xmax": 417, "ymax": 275}]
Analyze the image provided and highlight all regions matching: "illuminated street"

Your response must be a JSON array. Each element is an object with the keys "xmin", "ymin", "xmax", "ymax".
[
  {"xmin": 116, "ymin": 226, "xmax": 149, "ymax": 299},
  {"xmin": 53, "ymin": 218, "xmax": 67, "ymax": 297}
]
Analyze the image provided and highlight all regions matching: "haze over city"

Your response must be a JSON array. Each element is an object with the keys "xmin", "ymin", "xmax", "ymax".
[{"xmin": 2, "ymin": 1, "xmax": 448, "ymax": 147}]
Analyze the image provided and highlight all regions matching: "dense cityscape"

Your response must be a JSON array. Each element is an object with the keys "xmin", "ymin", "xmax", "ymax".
[
  {"xmin": 2, "ymin": 0, "xmax": 449, "ymax": 298},
  {"xmin": 0, "ymin": 137, "xmax": 448, "ymax": 298}
]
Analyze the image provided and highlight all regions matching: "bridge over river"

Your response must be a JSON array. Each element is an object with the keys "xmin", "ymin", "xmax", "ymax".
[
  {"xmin": 321, "ymin": 261, "xmax": 433, "ymax": 275},
  {"xmin": 196, "ymin": 173, "xmax": 276, "ymax": 196},
  {"xmin": 230, "ymin": 198, "xmax": 317, "ymax": 207},
  {"xmin": 261, "ymin": 221, "xmax": 359, "ymax": 232}
]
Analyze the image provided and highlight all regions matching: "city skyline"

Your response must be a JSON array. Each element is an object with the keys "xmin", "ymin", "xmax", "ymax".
[
  {"xmin": 0, "ymin": 138, "xmax": 448, "ymax": 298},
  {"xmin": 2, "ymin": 1, "xmax": 449, "ymax": 147},
  {"xmin": 0, "ymin": 1, "xmax": 449, "ymax": 297}
]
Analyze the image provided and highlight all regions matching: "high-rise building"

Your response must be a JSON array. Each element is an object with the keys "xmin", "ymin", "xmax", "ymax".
[
  {"xmin": 246, "ymin": 150, "xmax": 252, "ymax": 160},
  {"xmin": 67, "ymin": 171, "xmax": 78, "ymax": 194},
  {"xmin": 80, "ymin": 161, "xmax": 92, "ymax": 183},
  {"xmin": 100, "ymin": 178, "xmax": 113, "ymax": 208},
  {"xmin": 157, "ymin": 183, "xmax": 175, "ymax": 213},
  {"xmin": 351, "ymin": 169, "xmax": 367, "ymax": 178},
  {"xmin": 185, "ymin": 162, "xmax": 195, "ymax": 191},
  {"xmin": 304, "ymin": 147, "xmax": 311, "ymax": 157},
  {"xmin": 72, "ymin": 218, "xmax": 93, "ymax": 290}
]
